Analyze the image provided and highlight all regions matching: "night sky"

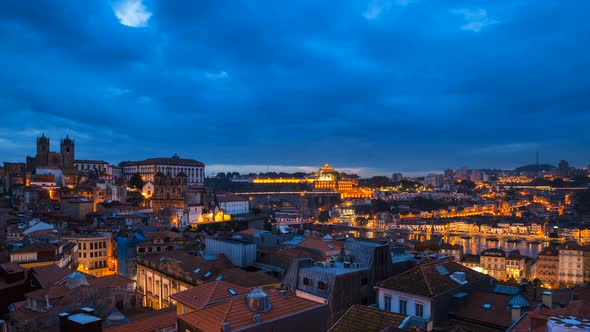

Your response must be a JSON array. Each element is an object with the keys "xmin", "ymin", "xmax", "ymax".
[{"xmin": 1, "ymin": 1, "xmax": 589, "ymax": 176}]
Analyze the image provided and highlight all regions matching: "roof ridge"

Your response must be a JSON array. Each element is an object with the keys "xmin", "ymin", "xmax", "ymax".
[{"xmin": 222, "ymin": 295, "xmax": 235, "ymax": 326}]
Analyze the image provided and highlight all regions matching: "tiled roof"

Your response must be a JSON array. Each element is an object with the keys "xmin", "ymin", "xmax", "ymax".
[
  {"xmin": 103, "ymin": 307, "xmax": 177, "ymax": 332},
  {"xmin": 328, "ymin": 305, "xmax": 407, "ymax": 332},
  {"xmin": 376, "ymin": 259, "xmax": 488, "ymax": 298},
  {"xmin": 296, "ymin": 238, "xmax": 343, "ymax": 257},
  {"xmin": 11, "ymin": 242, "xmax": 57, "ymax": 253},
  {"xmin": 29, "ymin": 264, "xmax": 78, "ymax": 288},
  {"xmin": 88, "ymin": 274, "xmax": 134, "ymax": 289},
  {"xmin": 450, "ymin": 292, "xmax": 514, "ymax": 329},
  {"xmin": 178, "ymin": 288, "xmax": 325, "ymax": 332},
  {"xmin": 169, "ymin": 280, "xmax": 249, "ymax": 310}
]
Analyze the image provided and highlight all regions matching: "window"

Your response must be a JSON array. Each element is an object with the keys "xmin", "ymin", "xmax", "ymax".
[
  {"xmin": 318, "ymin": 281, "xmax": 326, "ymax": 290},
  {"xmin": 399, "ymin": 299, "xmax": 407, "ymax": 315},
  {"xmin": 303, "ymin": 277, "xmax": 310, "ymax": 286},
  {"xmin": 384, "ymin": 295, "xmax": 392, "ymax": 312},
  {"xmin": 415, "ymin": 303, "xmax": 424, "ymax": 318},
  {"xmin": 90, "ymin": 243, "xmax": 93, "ymax": 250}
]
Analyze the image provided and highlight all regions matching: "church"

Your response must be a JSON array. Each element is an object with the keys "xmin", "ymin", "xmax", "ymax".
[{"xmin": 26, "ymin": 134, "xmax": 75, "ymax": 170}]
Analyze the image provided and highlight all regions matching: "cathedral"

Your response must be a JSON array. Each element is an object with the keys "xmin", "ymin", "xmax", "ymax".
[{"xmin": 26, "ymin": 134, "xmax": 75, "ymax": 170}]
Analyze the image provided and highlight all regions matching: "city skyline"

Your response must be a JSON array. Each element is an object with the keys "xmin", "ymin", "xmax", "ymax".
[{"xmin": 1, "ymin": 1, "xmax": 590, "ymax": 172}]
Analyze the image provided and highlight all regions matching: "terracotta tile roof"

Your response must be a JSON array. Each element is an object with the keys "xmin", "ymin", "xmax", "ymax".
[
  {"xmin": 169, "ymin": 280, "xmax": 249, "ymax": 310},
  {"xmin": 296, "ymin": 238, "xmax": 343, "ymax": 257},
  {"xmin": 12, "ymin": 242, "xmax": 57, "ymax": 253},
  {"xmin": 104, "ymin": 307, "xmax": 177, "ymax": 332},
  {"xmin": 449, "ymin": 292, "xmax": 514, "ymax": 329},
  {"xmin": 0, "ymin": 262, "xmax": 25, "ymax": 273},
  {"xmin": 376, "ymin": 259, "xmax": 489, "ymax": 298},
  {"xmin": 29, "ymin": 264, "xmax": 78, "ymax": 288},
  {"xmin": 89, "ymin": 274, "xmax": 134, "ymax": 289},
  {"xmin": 178, "ymin": 288, "xmax": 326, "ymax": 332},
  {"xmin": 328, "ymin": 305, "xmax": 408, "ymax": 332},
  {"xmin": 26, "ymin": 284, "xmax": 72, "ymax": 301}
]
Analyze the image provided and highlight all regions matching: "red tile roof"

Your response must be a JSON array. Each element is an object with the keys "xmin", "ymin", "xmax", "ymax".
[
  {"xmin": 104, "ymin": 307, "xmax": 177, "ymax": 332},
  {"xmin": 29, "ymin": 264, "xmax": 78, "ymax": 288},
  {"xmin": 376, "ymin": 259, "xmax": 488, "ymax": 298},
  {"xmin": 178, "ymin": 288, "xmax": 325, "ymax": 332},
  {"xmin": 329, "ymin": 305, "xmax": 408, "ymax": 332},
  {"xmin": 449, "ymin": 292, "xmax": 514, "ymax": 329},
  {"xmin": 169, "ymin": 281, "xmax": 249, "ymax": 310},
  {"xmin": 296, "ymin": 238, "xmax": 343, "ymax": 257}
]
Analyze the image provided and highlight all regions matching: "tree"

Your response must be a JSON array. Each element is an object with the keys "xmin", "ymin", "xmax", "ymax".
[
  {"xmin": 129, "ymin": 173, "xmax": 144, "ymax": 189},
  {"xmin": 216, "ymin": 172, "xmax": 226, "ymax": 178}
]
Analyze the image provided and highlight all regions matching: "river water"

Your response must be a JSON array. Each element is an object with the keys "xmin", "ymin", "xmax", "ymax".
[{"xmin": 356, "ymin": 231, "xmax": 551, "ymax": 258}]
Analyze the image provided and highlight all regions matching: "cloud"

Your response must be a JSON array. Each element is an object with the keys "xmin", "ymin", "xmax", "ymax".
[
  {"xmin": 106, "ymin": 86, "xmax": 131, "ymax": 97},
  {"xmin": 451, "ymin": 8, "xmax": 500, "ymax": 32},
  {"xmin": 363, "ymin": 0, "xmax": 414, "ymax": 20},
  {"xmin": 205, "ymin": 71, "xmax": 229, "ymax": 80},
  {"xmin": 112, "ymin": 0, "xmax": 152, "ymax": 28}
]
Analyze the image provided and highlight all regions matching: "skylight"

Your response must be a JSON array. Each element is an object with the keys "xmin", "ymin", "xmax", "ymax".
[
  {"xmin": 482, "ymin": 304, "xmax": 492, "ymax": 309},
  {"xmin": 435, "ymin": 265, "xmax": 449, "ymax": 275},
  {"xmin": 216, "ymin": 275, "xmax": 223, "ymax": 280},
  {"xmin": 193, "ymin": 268, "xmax": 201, "ymax": 273},
  {"xmin": 327, "ymin": 244, "xmax": 334, "ymax": 249},
  {"xmin": 228, "ymin": 288, "xmax": 237, "ymax": 295},
  {"xmin": 203, "ymin": 272, "xmax": 212, "ymax": 278}
]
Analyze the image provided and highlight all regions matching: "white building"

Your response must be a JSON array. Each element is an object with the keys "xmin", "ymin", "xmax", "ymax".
[
  {"xmin": 216, "ymin": 193, "xmax": 249, "ymax": 215},
  {"xmin": 120, "ymin": 154, "xmax": 204, "ymax": 185},
  {"xmin": 74, "ymin": 160, "xmax": 109, "ymax": 173},
  {"xmin": 558, "ymin": 243, "xmax": 585, "ymax": 286},
  {"xmin": 375, "ymin": 259, "xmax": 490, "ymax": 327}
]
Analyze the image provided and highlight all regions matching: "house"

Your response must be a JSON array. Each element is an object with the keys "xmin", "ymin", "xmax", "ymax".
[
  {"xmin": 177, "ymin": 288, "xmax": 329, "ymax": 332},
  {"xmin": 283, "ymin": 258, "xmax": 370, "ymax": 325},
  {"xmin": 480, "ymin": 248, "xmax": 507, "ymax": 280},
  {"xmin": 9, "ymin": 273, "xmax": 137, "ymax": 331},
  {"xmin": 440, "ymin": 243, "xmax": 463, "ymax": 261},
  {"xmin": 136, "ymin": 251, "xmax": 279, "ymax": 310},
  {"xmin": 375, "ymin": 259, "xmax": 491, "ymax": 328}
]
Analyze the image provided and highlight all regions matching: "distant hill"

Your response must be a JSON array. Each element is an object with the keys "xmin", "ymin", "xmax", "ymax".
[{"xmin": 514, "ymin": 164, "xmax": 556, "ymax": 173}]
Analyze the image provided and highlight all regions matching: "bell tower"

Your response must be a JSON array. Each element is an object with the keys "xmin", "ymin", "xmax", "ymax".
[
  {"xmin": 60, "ymin": 135, "xmax": 75, "ymax": 169},
  {"xmin": 36, "ymin": 134, "xmax": 50, "ymax": 167}
]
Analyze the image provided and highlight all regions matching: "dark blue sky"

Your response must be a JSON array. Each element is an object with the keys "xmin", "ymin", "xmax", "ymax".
[{"xmin": 1, "ymin": 0, "xmax": 589, "ymax": 176}]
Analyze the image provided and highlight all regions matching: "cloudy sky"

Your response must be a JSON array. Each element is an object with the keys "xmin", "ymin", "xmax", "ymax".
[{"xmin": 1, "ymin": 0, "xmax": 589, "ymax": 176}]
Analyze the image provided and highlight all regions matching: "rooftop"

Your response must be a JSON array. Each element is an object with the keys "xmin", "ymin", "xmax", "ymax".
[
  {"xmin": 169, "ymin": 280, "xmax": 249, "ymax": 310},
  {"xmin": 178, "ymin": 288, "xmax": 325, "ymax": 332},
  {"xmin": 329, "ymin": 305, "xmax": 408, "ymax": 332},
  {"xmin": 303, "ymin": 261, "xmax": 368, "ymax": 275},
  {"xmin": 376, "ymin": 259, "xmax": 488, "ymax": 298},
  {"xmin": 103, "ymin": 307, "xmax": 177, "ymax": 332}
]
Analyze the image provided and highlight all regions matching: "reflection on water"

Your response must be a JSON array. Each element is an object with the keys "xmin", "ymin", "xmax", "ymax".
[
  {"xmin": 349, "ymin": 230, "xmax": 548, "ymax": 258},
  {"xmin": 404, "ymin": 234, "xmax": 548, "ymax": 257}
]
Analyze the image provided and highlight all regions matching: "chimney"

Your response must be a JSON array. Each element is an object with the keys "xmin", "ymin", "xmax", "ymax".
[
  {"xmin": 223, "ymin": 322, "xmax": 231, "ymax": 332},
  {"xmin": 45, "ymin": 295, "xmax": 52, "ymax": 309},
  {"xmin": 542, "ymin": 291, "xmax": 552, "ymax": 308},
  {"xmin": 511, "ymin": 305, "xmax": 522, "ymax": 322},
  {"xmin": 253, "ymin": 314, "xmax": 262, "ymax": 324}
]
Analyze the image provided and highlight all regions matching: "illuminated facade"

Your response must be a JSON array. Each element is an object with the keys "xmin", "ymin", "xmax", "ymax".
[
  {"xmin": 120, "ymin": 154, "xmax": 204, "ymax": 185},
  {"xmin": 65, "ymin": 234, "xmax": 116, "ymax": 277}
]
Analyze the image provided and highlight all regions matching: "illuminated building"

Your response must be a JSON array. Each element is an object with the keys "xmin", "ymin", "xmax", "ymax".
[
  {"xmin": 64, "ymin": 233, "xmax": 117, "ymax": 277},
  {"xmin": 151, "ymin": 172, "xmax": 187, "ymax": 211},
  {"xmin": 120, "ymin": 154, "xmax": 204, "ymax": 185},
  {"xmin": 537, "ymin": 247, "xmax": 559, "ymax": 288},
  {"xmin": 480, "ymin": 248, "xmax": 507, "ymax": 280}
]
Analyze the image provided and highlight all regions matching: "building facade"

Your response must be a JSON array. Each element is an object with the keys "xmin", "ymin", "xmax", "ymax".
[
  {"xmin": 558, "ymin": 243, "xmax": 585, "ymax": 286},
  {"xmin": 65, "ymin": 234, "xmax": 116, "ymax": 277},
  {"xmin": 480, "ymin": 248, "xmax": 507, "ymax": 280},
  {"xmin": 537, "ymin": 247, "xmax": 559, "ymax": 288},
  {"xmin": 120, "ymin": 154, "xmax": 204, "ymax": 185},
  {"xmin": 29, "ymin": 134, "xmax": 75, "ymax": 170}
]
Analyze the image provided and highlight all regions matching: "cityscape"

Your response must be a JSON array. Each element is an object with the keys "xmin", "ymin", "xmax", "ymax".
[{"xmin": 1, "ymin": 1, "xmax": 590, "ymax": 332}]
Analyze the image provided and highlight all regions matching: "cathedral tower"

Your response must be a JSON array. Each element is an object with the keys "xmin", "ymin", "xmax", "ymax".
[
  {"xmin": 60, "ymin": 135, "xmax": 75, "ymax": 169},
  {"xmin": 36, "ymin": 134, "xmax": 50, "ymax": 167}
]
